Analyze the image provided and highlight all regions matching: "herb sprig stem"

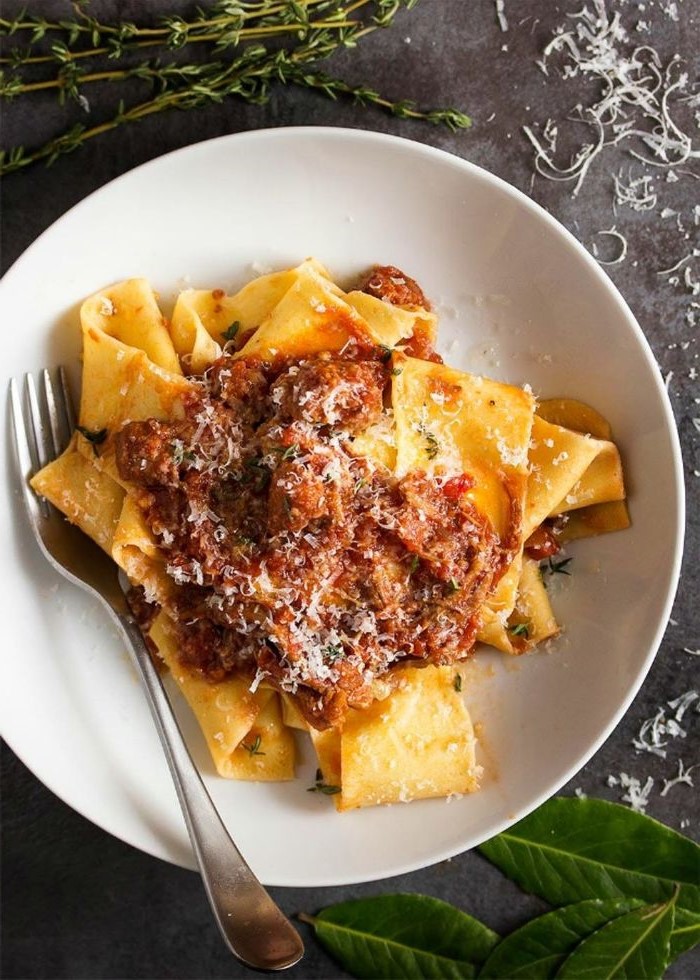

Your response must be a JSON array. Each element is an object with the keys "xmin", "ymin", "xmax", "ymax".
[
  {"xmin": 0, "ymin": 0, "xmax": 331, "ymax": 41},
  {"xmin": 0, "ymin": 17, "xmax": 361, "ymax": 71},
  {"xmin": 1, "ymin": 0, "xmax": 470, "ymax": 176}
]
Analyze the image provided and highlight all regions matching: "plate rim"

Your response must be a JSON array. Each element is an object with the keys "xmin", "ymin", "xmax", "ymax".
[{"xmin": 0, "ymin": 126, "xmax": 686, "ymax": 885}]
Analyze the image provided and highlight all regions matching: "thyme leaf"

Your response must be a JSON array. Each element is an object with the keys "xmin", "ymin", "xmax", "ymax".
[
  {"xmin": 308, "ymin": 767, "xmax": 341, "ymax": 795},
  {"xmin": 220, "ymin": 320, "xmax": 240, "ymax": 343},
  {"xmin": 543, "ymin": 556, "xmax": 573, "ymax": 577},
  {"xmin": 509, "ymin": 622, "xmax": 531, "ymax": 638},
  {"xmin": 417, "ymin": 422, "xmax": 440, "ymax": 460},
  {"xmin": 308, "ymin": 782, "xmax": 342, "ymax": 795},
  {"xmin": 241, "ymin": 734, "xmax": 265, "ymax": 756}
]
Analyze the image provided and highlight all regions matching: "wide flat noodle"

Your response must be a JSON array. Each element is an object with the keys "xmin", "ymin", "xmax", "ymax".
[
  {"xmin": 525, "ymin": 416, "xmax": 613, "ymax": 538},
  {"xmin": 29, "ymin": 437, "xmax": 125, "ymax": 554},
  {"xmin": 148, "ymin": 612, "xmax": 276, "ymax": 778},
  {"xmin": 508, "ymin": 557, "xmax": 559, "ymax": 653},
  {"xmin": 111, "ymin": 496, "xmax": 172, "ymax": 604},
  {"xmin": 77, "ymin": 326, "xmax": 196, "ymax": 487},
  {"xmin": 476, "ymin": 552, "xmax": 523, "ymax": 651},
  {"xmin": 337, "ymin": 665, "xmax": 479, "ymax": 811},
  {"xmin": 550, "ymin": 443, "xmax": 625, "ymax": 515},
  {"xmin": 227, "ymin": 694, "xmax": 296, "ymax": 781},
  {"xmin": 393, "ymin": 357, "xmax": 535, "ymax": 544},
  {"xmin": 169, "ymin": 292, "xmax": 223, "ymax": 374},
  {"xmin": 557, "ymin": 499, "xmax": 631, "ymax": 541},
  {"xmin": 348, "ymin": 413, "xmax": 397, "ymax": 472},
  {"xmin": 309, "ymin": 727, "xmax": 342, "ymax": 794},
  {"xmin": 169, "ymin": 259, "xmax": 336, "ymax": 372},
  {"xmin": 81, "ymin": 278, "xmax": 181, "ymax": 375},
  {"xmin": 537, "ymin": 398, "xmax": 612, "ymax": 440},
  {"xmin": 236, "ymin": 265, "xmax": 372, "ymax": 361},
  {"xmin": 80, "ymin": 328, "xmax": 194, "ymax": 435},
  {"xmin": 345, "ymin": 291, "xmax": 437, "ymax": 349},
  {"xmin": 280, "ymin": 693, "xmax": 309, "ymax": 731},
  {"xmin": 533, "ymin": 400, "xmax": 625, "ymax": 518}
]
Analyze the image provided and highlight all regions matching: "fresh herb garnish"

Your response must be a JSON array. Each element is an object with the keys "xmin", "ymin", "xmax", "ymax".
[
  {"xmin": 392, "ymin": 367, "xmax": 403, "ymax": 376},
  {"xmin": 542, "ymin": 556, "xmax": 573, "ymax": 577},
  {"xmin": 446, "ymin": 577, "xmax": 460, "ymax": 595},
  {"xmin": 417, "ymin": 422, "xmax": 440, "ymax": 460},
  {"xmin": 325, "ymin": 643, "xmax": 344, "ymax": 661},
  {"xmin": 509, "ymin": 622, "xmax": 531, "ymax": 638},
  {"xmin": 408, "ymin": 555, "xmax": 420, "ymax": 574},
  {"xmin": 378, "ymin": 345, "xmax": 393, "ymax": 364},
  {"xmin": 269, "ymin": 443, "xmax": 300, "ymax": 460},
  {"xmin": 354, "ymin": 477, "xmax": 367, "ymax": 494},
  {"xmin": 0, "ymin": 4, "xmax": 471, "ymax": 178},
  {"xmin": 220, "ymin": 320, "xmax": 240, "ymax": 343},
  {"xmin": 76, "ymin": 425, "xmax": 107, "ymax": 455},
  {"xmin": 241, "ymin": 734, "xmax": 265, "ymax": 757},
  {"xmin": 453, "ymin": 673, "xmax": 462, "ymax": 692},
  {"xmin": 308, "ymin": 769, "xmax": 341, "ymax": 796}
]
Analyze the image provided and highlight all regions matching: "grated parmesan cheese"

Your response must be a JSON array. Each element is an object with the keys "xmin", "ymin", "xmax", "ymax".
[
  {"xmin": 525, "ymin": 1, "xmax": 700, "ymax": 196},
  {"xmin": 608, "ymin": 772, "xmax": 655, "ymax": 813},
  {"xmin": 660, "ymin": 759, "xmax": 695, "ymax": 797}
]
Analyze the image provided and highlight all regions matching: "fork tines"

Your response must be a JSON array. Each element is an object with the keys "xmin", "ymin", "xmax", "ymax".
[{"xmin": 10, "ymin": 368, "xmax": 77, "ymax": 518}]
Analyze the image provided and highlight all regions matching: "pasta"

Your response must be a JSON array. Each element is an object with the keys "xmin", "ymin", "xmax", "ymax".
[{"xmin": 31, "ymin": 260, "xmax": 628, "ymax": 810}]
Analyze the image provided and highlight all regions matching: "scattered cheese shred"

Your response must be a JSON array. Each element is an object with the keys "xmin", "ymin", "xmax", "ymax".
[
  {"xmin": 494, "ymin": 0, "xmax": 508, "ymax": 32},
  {"xmin": 608, "ymin": 772, "xmax": 655, "ymax": 813},
  {"xmin": 526, "ymin": 0, "xmax": 700, "ymax": 196},
  {"xmin": 660, "ymin": 759, "xmax": 695, "ymax": 797},
  {"xmin": 593, "ymin": 227, "xmax": 628, "ymax": 266}
]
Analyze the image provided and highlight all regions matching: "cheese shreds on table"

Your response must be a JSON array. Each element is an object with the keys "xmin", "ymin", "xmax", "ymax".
[
  {"xmin": 607, "ymin": 772, "xmax": 655, "ymax": 813},
  {"xmin": 30, "ymin": 260, "xmax": 629, "ymax": 809}
]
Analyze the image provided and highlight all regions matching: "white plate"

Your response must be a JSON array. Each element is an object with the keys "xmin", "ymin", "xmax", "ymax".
[{"xmin": 0, "ymin": 128, "xmax": 684, "ymax": 887}]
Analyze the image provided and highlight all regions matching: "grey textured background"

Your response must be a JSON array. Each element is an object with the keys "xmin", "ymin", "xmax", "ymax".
[{"xmin": 1, "ymin": 1, "xmax": 698, "ymax": 978}]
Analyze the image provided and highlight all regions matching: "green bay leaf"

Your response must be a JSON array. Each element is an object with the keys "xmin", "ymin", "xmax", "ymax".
[
  {"xmin": 306, "ymin": 893, "xmax": 499, "ymax": 979},
  {"xmin": 479, "ymin": 798, "xmax": 700, "ymax": 912},
  {"xmin": 555, "ymin": 896, "xmax": 676, "ymax": 979},
  {"xmin": 478, "ymin": 899, "xmax": 642, "ymax": 978},
  {"xmin": 670, "ymin": 907, "xmax": 700, "ymax": 960}
]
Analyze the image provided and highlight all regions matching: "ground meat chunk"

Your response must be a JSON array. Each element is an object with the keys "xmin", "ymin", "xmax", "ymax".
[
  {"xmin": 209, "ymin": 357, "xmax": 270, "ymax": 425},
  {"xmin": 357, "ymin": 264, "xmax": 431, "ymax": 310},
  {"xmin": 402, "ymin": 322, "xmax": 443, "ymax": 363},
  {"xmin": 115, "ymin": 419, "xmax": 184, "ymax": 487},
  {"xmin": 126, "ymin": 585, "xmax": 160, "ymax": 631},
  {"xmin": 267, "ymin": 451, "xmax": 352, "ymax": 534},
  {"xmin": 270, "ymin": 355, "xmax": 386, "ymax": 432},
  {"xmin": 394, "ymin": 471, "xmax": 494, "ymax": 582}
]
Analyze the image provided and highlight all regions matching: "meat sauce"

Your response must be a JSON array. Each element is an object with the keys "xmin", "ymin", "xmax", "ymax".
[{"xmin": 118, "ymin": 268, "xmax": 501, "ymax": 729}]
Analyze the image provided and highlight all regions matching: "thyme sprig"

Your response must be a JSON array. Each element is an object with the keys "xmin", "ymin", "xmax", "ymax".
[{"xmin": 0, "ymin": 0, "xmax": 470, "ymax": 177}]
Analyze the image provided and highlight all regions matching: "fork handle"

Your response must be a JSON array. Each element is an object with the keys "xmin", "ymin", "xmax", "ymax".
[{"xmin": 113, "ymin": 612, "xmax": 304, "ymax": 972}]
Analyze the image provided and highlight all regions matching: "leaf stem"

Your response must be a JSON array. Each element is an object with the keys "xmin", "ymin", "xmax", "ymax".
[{"xmin": 297, "ymin": 912, "xmax": 318, "ymax": 926}]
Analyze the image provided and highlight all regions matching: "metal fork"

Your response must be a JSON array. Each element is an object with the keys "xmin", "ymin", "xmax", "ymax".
[{"xmin": 9, "ymin": 370, "xmax": 304, "ymax": 973}]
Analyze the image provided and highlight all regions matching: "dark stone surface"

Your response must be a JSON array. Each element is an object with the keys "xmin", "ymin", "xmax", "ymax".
[{"xmin": 1, "ymin": 1, "xmax": 698, "ymax": 978}]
